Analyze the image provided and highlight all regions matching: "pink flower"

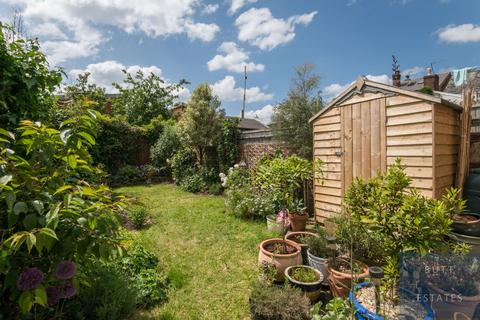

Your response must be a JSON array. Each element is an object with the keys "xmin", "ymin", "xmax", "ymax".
[
  {"xmin": 276, "ymin": 210, "xmax": 287, "ymax": 222},
  {"xmin": 55, "ymin": 261, "xmax": 76, "ymax": 280}
]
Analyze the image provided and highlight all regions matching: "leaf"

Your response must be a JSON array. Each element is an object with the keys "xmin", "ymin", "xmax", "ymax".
[
  {"xmin": 54, "ymin": 185, "xmax": 72, "ymax": 195},
  {"xmin": 60, "ymin": 129, "xmax": 71, "ymax": 144},
  {"xmin": 31, "ymin": 200, "xmax": 44, "ymax": 214},
  {"xmin": 34, "ymin": 287, "xmax": 47, "ymax": 307},
  {"xmin": 67, "ymin": 155, "xmax": 77, "ymax": 169},
  {"xmin": 25, "ymin": 233, "xmax": 36, "ymax": 253},
  {"xmin": 23, "ymin": 214, "xmax": 37, "ymax": 230},
  {"xmin": 5, "ymin": 191, "xmax": 15, "ymax": 211},
  {"xmin": 0, "ymin": 174, "xmax": 13, "ymax": 185},
  {"xmin": 0, "ymin": 128, "xmax": 14, "ymax": 140},
  {"xmin": 38, "ymin": 228, "xmax": 58, "ymax": 240},
  {"xmin": 18, "ymin": 291, "xmax": 33, "ymax": 314},
  {"xmin": 78, "ymin": 132, "xmax": 96, "ymax": 145},
  {"xmin": 13, "ymin": 202, "xmax": 28, "ymax": 215}
]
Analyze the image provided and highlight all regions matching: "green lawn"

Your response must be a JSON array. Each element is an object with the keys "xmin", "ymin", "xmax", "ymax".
[{"xmin": 116, "ymin": 183, "xmax": 274, "ymax": 320}]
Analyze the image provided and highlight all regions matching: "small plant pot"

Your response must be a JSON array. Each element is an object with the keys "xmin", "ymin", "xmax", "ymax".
[
  {"xmin": 452, "ymin": 213, "xmax": 480, "ymax": 237},
  {"xmin": 285, "ymin": 265, "xmax": 323, "ymax": 302},
  {"xmin": 350, "ymin": 282, "xmax": 434, "ymax": 320},
  {"xmin": 327, "ymin": 257, "xmax": 369, "ymax": 298},
  {"xmin": 285, "ymin": 231, "xmax": 318, "ymax": 264},
  {"xmin": 266, "ymin": 215, "xmax": 283, "ymax": 234},
  {"xmin": 288, "ymin": 213, "xmax": 308, "ymax": 232},
  {"xmin": 307, "ymin": 248, "xmax": 329, "ymax": 286},
  {"xmin": 258, "ymin": 238, "xmax": 302, "ymax": 282}
]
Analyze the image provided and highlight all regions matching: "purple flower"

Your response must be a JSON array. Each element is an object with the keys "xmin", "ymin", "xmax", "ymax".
[
  {"xmin": 61, "ymin": 281, "xmax": 76, "ymax": 299},
  {"xmin": 16, "ymin": 268, "xmax": 44, "ymax": 291},
  {"xmin": 276, "ymin": 210, "xmax": 287, "ymax": 223},
  {"xmin": 46, "ymin": 286, "xmax": 62, "ymax": 306},
  {"xmin": 55, "ymin": 261, "xmax": 76, "ymax": 280}
]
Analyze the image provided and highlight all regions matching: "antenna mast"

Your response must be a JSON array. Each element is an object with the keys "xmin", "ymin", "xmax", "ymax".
[{"xmin": 242, "ymin": 65, "xmax": 247, "ymax": 119}]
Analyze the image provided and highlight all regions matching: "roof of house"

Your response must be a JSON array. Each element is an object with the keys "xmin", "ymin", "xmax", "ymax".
[
  {"xmin": 228, "ymin": 116, "xmax": 269, "ymax": 130},
  {"xmin": 399, "ymin": 72, "xmax": 451, "ymax": 92},
  {"xmin": 309, "ymin": 76, "xmax": 462, "ymax": 123}
]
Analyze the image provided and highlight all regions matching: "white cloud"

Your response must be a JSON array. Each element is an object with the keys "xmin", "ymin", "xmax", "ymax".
[
  {"xmin": 5, "ymin": 0, "xmax": 220, "ymax": 64},
  {"xmin": 34, "ymin": 22, "xmax": 68, "ymax": 40},
  {"xmin": 323, "ymin": 74, "xmax": 391, "ymax": 100},
  {"xmin": 245, "ymin": 104, "xmax": 274, "ymax": 124},
  {"xmin": 228, "ymin": 0, "xmax": 258, "ymax": 15},
  {"xmin": 211, "ymin": 76, "xmax": 273, "ymax": 102},
  {"xmin": 403, "ymin": 66, "xmax": 424, "ymax": 77},
  {"xmin": 235, "ymin": 8, "xmax": 317, "ymax": 50},
  {"xmin": 438, "ymin": 24, "xmax": 480, "ymax": 43},
  {"xmin": 207, "ymin": 42, "xmax": 264, "ymax": 73},
  {"xmin": 68, "ymin": 60, "xmax": 190, "ymax": 101},
  {"xmin": 203, "ymin": 4, "xmax": 219, "ymax": 14}
]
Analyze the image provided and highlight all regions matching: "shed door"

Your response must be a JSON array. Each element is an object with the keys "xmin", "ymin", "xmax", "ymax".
[{"xmin": 341, "ymin": 98, "xmax": 387, "ymax": 191}]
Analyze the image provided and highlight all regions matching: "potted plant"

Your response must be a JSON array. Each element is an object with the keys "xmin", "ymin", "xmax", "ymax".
[
  {"xmin": 285, "ymin": 231, "xmax": 318, "ymax": 264},
  {"xmin": 258, "ymin": 238, "xmax": 302, "ymax": 282},
  {"xmin": 443, "ymin": 188, "xmax": 480, "ymax": 237},
  {"xmin": 266, "ymin": 211, "xmax": 284, "ymax": 234},
  {"xmin": 305, "ymin": 228, "xmax": 329, "ymax": 285},
  {"xmin": 284, "ymin": 265, "xmax": 323, "ymax": 302},
  {"xmin": 287, "ymin": 199, "xmax": 309, "ymax": 232},
  {"xmin": 328, "ymin": 257, "xmax": 369, "ymax": 298}
]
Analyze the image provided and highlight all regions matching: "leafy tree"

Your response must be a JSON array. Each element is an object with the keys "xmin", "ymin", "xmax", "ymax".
[
  {"xmin": 0, "ymin": 22, "xmax": 62, "ymax": 130},
  {"xmin": 178, "ymin": 84, "xmax": 225, "ymax": 166},
  {"xmin": 217, "ymin": 117, "xmax": 240, "ymax": 171},
  {"xmin": 63, "ymin": 73, "xmax": 108, "ymax": 108},
  {"xmin": 271, "ymin": 63, "xmax": 324, "ymax": 159},
  {"xmin": 150, "ymin": 120, "xmax": 181, "ymax": 175},
  {"xmin": 113, "ymin": 69, "xmax": 187, "ymax": 125}
]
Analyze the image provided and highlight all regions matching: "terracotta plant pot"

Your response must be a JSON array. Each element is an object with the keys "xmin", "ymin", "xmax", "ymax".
[
  {"xmin": 285, "ymin": 265, "xmax": 324, "ymax": 302},
  {"xmin": 258, "ymin": 238, "xmax": 302, "ymax": 282},
  {"xmin": 327, "ymin": 257, "xmax": 369, "ymax": 298},
  {"xmin": 266, "ymin": 215, "xmax": 283, "ymax": 234},
  {"xmin": 452, "ymin": 213, "xmax": 480, "ymax": 237},
  {"xmin": 285, "ymin": 231, "xmax": 318, "ymax": 264},
  {"xmin": 288, "ymin": 213, "xmax": 308, "ymax": 232}
]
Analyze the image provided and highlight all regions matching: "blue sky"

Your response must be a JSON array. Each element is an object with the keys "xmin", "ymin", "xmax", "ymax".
[{"xmin": 1, "ymin": 0, "xmax": 479, "ymax": 123}]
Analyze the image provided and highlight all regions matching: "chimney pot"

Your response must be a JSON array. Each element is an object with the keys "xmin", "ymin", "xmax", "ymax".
[
  {"xmin": 392, "ymin": 70, "xmax": 401, "ymax": 87},
  {"xmin": 423, "ymin": 71, "xmax": 439, "ymax": 91}
]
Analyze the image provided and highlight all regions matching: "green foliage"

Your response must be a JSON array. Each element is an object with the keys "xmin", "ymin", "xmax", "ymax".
[
  {"xmin": 113, "ymin": 165, "xmax": 143, "ymax": 183},
  {"xmin": 271, "ymin": 63, "xmax": 324, "ymax": 159},
  {"xmin": 343, "ymin": 159, "xmax": 462, "ymax": 286},
  {"xmin": 180, "ymin": 173, "xmax": 205, "ymax": 193},
  {"xmin": 150, "ymin": 122, "xmax": 181, "ymax": 175},
  {"xmin": 254, "ymin": 155, "xmax": 312, "ymax": 210},
  {"xmin": 170, "ymin": 148, "xmax": 198, "ymax": 185},
  {"xmin": 306, "ymin": 228, "xmax": 328, "ymax": 257},
  {"xmin": 127, "ymin": 205, "xmax": 149, "ymax": 229},
  {"xmin": 224, "ymin": 166, "xmax": 277, "ymax": 219},
  {"xmin": 0, "ymin": 111, "xmax": 125, "ymax": 316},
  {"xmin": 418, "ymin": 86, "xmax": 434, "ymax": 95},
  {"xmin": 92, "ymin": 115, "xmax": 163, "ymax": 173},
  {"xmin": 208, "ymin": 183, "xmax": 223, "ymax": 195},
  {"xmin": 0, "ymin": 23, "xmax": 62, "ymax": 130},
  {"xmin": 113, "ymin": 69, "xmax": 187, "ymax": 125},
  {"xmin": 311, "ymin": 298, "xmax": 354, "ymax": 320},
  {"xmin": 178, "ymin": 84, "xmax": 225, "ymax": 166},
  {"xmin": 217, "ymin": 118, "xmax": 240, "ymax": 171},
  {"xmin": 291, "ymin": 267, "xmax": 317, "ymax": 282},
  {"xmin": 249, "ymin": 282, "xmax": 311, "ymax": 320}
]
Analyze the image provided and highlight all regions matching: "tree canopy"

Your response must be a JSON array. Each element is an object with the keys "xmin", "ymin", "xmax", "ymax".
[{"xmin": 270, "ymin": 63, "xmax": 324, "ymax": 159}]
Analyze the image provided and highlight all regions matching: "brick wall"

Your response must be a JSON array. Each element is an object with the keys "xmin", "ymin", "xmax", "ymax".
[{"xmin": 239, "ymin": 129, "xmax": 285, "ymax": 167}]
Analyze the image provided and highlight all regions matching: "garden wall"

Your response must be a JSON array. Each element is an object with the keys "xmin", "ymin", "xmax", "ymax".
[{"xmin": 239, "ymin": 129, "xmax": 284, "ymax": 167}]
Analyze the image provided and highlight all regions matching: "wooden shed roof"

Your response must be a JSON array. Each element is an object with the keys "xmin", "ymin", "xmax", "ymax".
[{"xmin": 310, "ymin": 76, "xmax": 463, "ymax": 123}]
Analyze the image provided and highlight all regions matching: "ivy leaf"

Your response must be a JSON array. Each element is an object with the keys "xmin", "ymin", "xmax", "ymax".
[{"xmin": 13, "ymin": 202, "xmax": 28, "ymax": 215}]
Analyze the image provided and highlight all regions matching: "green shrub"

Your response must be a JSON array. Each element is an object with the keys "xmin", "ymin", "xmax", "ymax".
[
  {"xmin": 133, "ymin": 268, "xmax": 169, "ymax": 308},
  {"xmin": 306, "ymin": 228, "xmax": 328, "ymax": 258},
  {"xmin": 127, "ymin": 205, "xmax": 149, "ymax": 229},
  {"xmin": 64, "ymin": 261, "xmax": 138, "ymax": 320},
  {"xmin": 118, "ymin": 244, "xmax": 159, "ymax": 275},
  {"xmin": 249, "ymin": 282, "xmax": 310, "ymax": 320},
  {"xmin": 113, "ymin": 165, "xmax": 143, "ymax": 184},
  {"xmin": 180, "ymin": 173, "xmax": 205, "ymax": 193},
  {"xmin": 170, "ymin": 148, "xmax": 197, "ymax": 184},
  {"xmin": 311, "ymin": 298, "xmax": 354, "ymax": 320},
  {"xmin": 150, "ymin": 123, "xmax": 181, "ymax": 175},
  {"xmin": 208, "ymin": 183, "xmax": 223, "ymax": 195}
]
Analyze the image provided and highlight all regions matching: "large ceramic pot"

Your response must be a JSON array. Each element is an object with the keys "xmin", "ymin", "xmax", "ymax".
[
  {"xmin": 285, "ymin": 265, "xmax": 323, "ymax": 302},
  {"xmin": 452, "ymin": 213, "xmax": 480, "ymax": 237},
  {"xmin": 288, "ymin": 213, "xmax": 308, "ymax": 231},
  {"xmin": 450, "ymin": 232, "xmax": 480, "ymax": 254},
  {"xmin": 285, "ymin": 231, "xmax": 318, "ymax": 264},
  {"xmin": 349, "ymin": 282, "xmax": 434, "ymax": 320},
  {"xmin": 327, "ymin": 257, "xmax": 369, "ymax": 298},
  {"xmin": 258, "ymin": 238, "xmax": 302, "ymax": 282},
  {"xmin": 427, "ymin": 280, "xmax": 480, "ymax": 319},
  {"xmin": 307, "ymin": 248, "xmax": 329, "ymax": 286}
]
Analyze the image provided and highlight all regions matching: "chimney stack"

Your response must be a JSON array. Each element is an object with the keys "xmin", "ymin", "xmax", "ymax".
[
  {"xmin": 423, "ymin": 67, "xmax": 439, "ymax": 91},
  {"xmin": 392, "ymin": 70, "xmax": 401, "ymax": 87}
]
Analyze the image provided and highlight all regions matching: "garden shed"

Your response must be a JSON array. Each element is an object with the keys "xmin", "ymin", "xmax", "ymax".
[{"xmin": 310, "ymin": 76, "xmax": 463, "ymax": 223}]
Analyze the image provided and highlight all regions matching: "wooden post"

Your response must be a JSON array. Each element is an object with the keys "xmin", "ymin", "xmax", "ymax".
[{"xmin": 456, "ymin": 87, "xmax": 474, "ymax": 197}]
